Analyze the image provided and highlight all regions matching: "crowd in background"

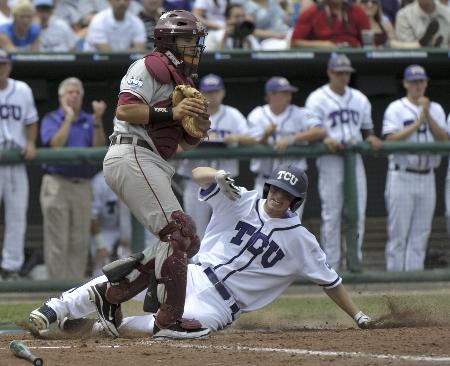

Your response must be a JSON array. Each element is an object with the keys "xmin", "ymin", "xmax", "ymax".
[{"xmin": 0, "ymin": 0, "xmax": 449, "ymax": 52}]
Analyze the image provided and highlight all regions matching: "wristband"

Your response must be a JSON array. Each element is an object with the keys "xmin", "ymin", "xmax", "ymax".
[{"xmin": 148, "ymin": 106, "xmax": 173, "ymax": 126}]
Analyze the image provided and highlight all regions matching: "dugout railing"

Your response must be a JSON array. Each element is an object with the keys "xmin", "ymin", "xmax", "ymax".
[{"xmin": 1, "ymin": 141, "xmax": 450, "ymax": 291}]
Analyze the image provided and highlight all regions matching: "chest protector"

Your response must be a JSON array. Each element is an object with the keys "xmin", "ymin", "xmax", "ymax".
[{"xmin": 144, "ymin": 52, "xmax": 194, "ymax": 160}]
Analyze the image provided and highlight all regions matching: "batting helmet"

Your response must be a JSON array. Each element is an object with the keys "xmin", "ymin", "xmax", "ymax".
[
  {"xmin": 154, "ymin": 10, "xmax": 207, "ymax": 77},
  {"xmin": 262, "ymin": 164, "xmax": 308, "ymax": 212}
]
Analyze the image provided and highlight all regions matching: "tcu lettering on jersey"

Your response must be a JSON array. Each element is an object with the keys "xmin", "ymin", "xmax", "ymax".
[
  {"xmin": 329, "ymin": 109, "xmax": 359, "ymax": 127},
  {"xmin": 230, "ymin": 221, "xmax": 285, "ymax": 268},
  {"xmin": 0, "ymin": 104, "xmax": 22, "ymax": 120}
]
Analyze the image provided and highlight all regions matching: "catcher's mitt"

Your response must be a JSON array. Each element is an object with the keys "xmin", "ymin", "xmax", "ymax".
[{"xmin": 172, "ymin": 85, "xmax": 208, "ymax": 138}]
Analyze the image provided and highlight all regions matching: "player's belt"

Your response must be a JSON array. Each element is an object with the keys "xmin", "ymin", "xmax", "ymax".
[
  {"xmin": 393, "ymin": 164, "xmax": 431, "ymax": 175},
  {"xmin": 111, "ymin": 135, "xmax": 154, "ymax": 152},
  {"xmin": 203, "ymin": 267, "xmax": 240, "ymax": 320}
]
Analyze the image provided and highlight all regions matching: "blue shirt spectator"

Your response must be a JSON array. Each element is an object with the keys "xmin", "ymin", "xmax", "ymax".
[
  {"xmin": 0, "ymin": 21, "xmax": 39, "ymax": 50},
  {"xmin": 40, "ymin": 108, "xmax": 98, "ymax": 178}
]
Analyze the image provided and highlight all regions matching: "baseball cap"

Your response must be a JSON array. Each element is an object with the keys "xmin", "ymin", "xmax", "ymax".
[
  {"xmin": 403, "ymin": 64, "xmax": 428, "ymax": 81},
  {"xmin": 327, "ymin": 54, "xmax": 355, "ymax": 73},
  {"xmin": 199, "ymin": 74, "xmax": 224, "ymax": 92},
  {"xmin": 265, "ymin": 77, "xmax": 298, "ymax": 93},
  {"xmin": 33, "ymin": 0, "xmax": 54, "ymax": 8},
  {"xmin": 0, "ymin": 49, "xmax": 10, "ymax": 63}
]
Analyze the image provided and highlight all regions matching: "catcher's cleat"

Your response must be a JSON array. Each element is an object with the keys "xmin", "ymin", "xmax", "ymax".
[
  {"xmin": 153, "ymin": 319, "xmax": 211, "ymax": 340},
  {"xmin": 29, "ymin": 304, "xmax": 57, "ymax": 332},
  {"xmin": 88, "ymin": 282, "xmax": 122, "ymax": 338}
]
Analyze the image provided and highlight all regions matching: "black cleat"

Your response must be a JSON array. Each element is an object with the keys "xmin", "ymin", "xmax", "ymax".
[{"xmin": 88, "ymin": 282, "xmax": 122, "ymax": 338}]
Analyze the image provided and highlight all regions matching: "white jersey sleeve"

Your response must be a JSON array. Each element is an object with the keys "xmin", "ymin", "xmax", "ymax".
[
  {"xmin": 247, "ymin": 106, "xmax": 268, "ymax": 139},
  {"xmin": 21, "ymin": 81, "xmax": 38, "ymax": 125},
  {"xmin": 382, "ymin": 100, "xmax": 403, "ymax": 136}
]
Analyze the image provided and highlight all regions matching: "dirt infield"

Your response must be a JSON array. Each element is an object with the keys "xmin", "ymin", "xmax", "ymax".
[{"xmin": 1, "ymin": 326, "xmax": 450, "ymax": 366}]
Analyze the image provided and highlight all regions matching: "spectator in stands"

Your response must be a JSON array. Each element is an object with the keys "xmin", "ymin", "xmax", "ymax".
[
  {"xmin": 193, "ymin": 0, "xmax": 227, "ymax": 50},
  {"xmin": 290, "ymin": 0, "xmax": 371, "ymax": 48},
  {"xmin": 177, "ymin": 74, "xmax": 252, "ymax": 238},
  {"xmin": 395, "ymin": 0, "xmax": 450, "ymax": 47},
  {"xmin": 382, "ymin": 65, "xmax": 448, "ymax": 272},
  {"xmin": 34, "ymin": 0, "xmax": 78, "ymax": 52},
  {"xmin": 0, "ymin": 0, "xmax": 11, "ymax": 25},
  {"xmin": 247, "ymin": 76, "xmax": 324, "ymax": 219},
  {"xmin": 381, "ymin": 0, "xmax": 400, "ymax": 23},
  {"xmin": 53, "ymin": 0, "xmax": 82, "ymax": 32},
  {"xmin": 163, "ymin": 0, "xmax": 192, "ymax": 10},
  {"xmin": 0, "ymin": 49, "xmax": 38, "ymax": 281},
  {"xmin": 78, "ymin": 0, "xmax": 142, "ymax": 31},
  {"xmin": 83, "ymin": 0, "xmax": 146, "ymax": 52},
  {"xmin": 217, "ymin": 3, "xmax": 260, "ymax": 49},
  {"xmin": 90, "ymin": 171, "xmax": 131, "ymax": 277},
  {"xmin": 0, "ymin": 0, "xmax": 40, "ymax": 52},
  {"xmin": 244, "ymin": 0, "xmax": 291, "ymax": 49},
  {"xmin": 40, "ymin": 77, "xmax": 106, "ymax": 280},
  {"xmin": 137, "ymin": 0, "xmax": 164, "ymax": 50},
  {"xmin": 359, "ymin": 0, "xmax": 420, "ymax": 47}
]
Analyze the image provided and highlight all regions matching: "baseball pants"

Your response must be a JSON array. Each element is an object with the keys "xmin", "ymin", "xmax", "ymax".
[
  {"xmin": 317, "ymin": 155, "xmax": 366, "ymax": 271},
  {"xmin": 0, "ymin": 165, "xmax": 28, "ymax": 272},
  {"xmin": 385, "ymin": 170, "xmax": 435, "ymax": 271},
  {"xmin": 45, "ymin": 264, "xmax": 236, "ymax": 334}
]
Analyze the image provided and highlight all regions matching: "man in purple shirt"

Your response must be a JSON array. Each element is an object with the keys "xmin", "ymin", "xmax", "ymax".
[{"xmin": 40, "ymin": 77, "xmax": 106, "ymax": 280}]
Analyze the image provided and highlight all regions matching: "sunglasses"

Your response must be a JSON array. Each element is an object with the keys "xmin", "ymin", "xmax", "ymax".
[{"xmin": 361, "ymin": 0, "xmax": 379, "ymax": 4}]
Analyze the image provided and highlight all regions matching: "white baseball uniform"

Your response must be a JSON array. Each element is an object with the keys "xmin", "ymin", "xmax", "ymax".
[
  {"xmin": 305, "ymin": 85, "xmax": 372, "ymax": 270},
  {"xmin": 383, "ymin": 97, "xmax": 446, "ymax": 271},
  {"xmin": 247, "ymin": 103, "xmax": 321, "ymax": 219},
  {"xmin": 90, "ymin": 171, "xmax": 132, "ymax": 277},
  {"xmin": 446, "ymin": 114, "xmax": 450, "ymax": 238},
  {"xmin": 43, "ymin": 182, "xmax": 341, "ymax": 333},
  {"xmin": 177, "ymin": 104, "xmax": 248, "ymax": 238},
  {"xmin": 0, "ymin": 78, "xmax": 38, "ymax": 273}
]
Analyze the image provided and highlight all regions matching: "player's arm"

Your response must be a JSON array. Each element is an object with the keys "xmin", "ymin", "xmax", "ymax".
[
  {"xmin": 92, "ymin": 100, "xmax": 107, "ymax": 147},
  {"xmin": 192, "ymin": 167, "xmax": 218, "ymax": 189},
  {"xmin": 384, "ymin": 112, "xmax": 425, "ymax": 141},
  {"xmin": 423, "ymin": 104, "xmax": 448, "ymax": 141},
  {"xmin": 323, "ymin": 283, "xmax": 371, "ymax": 329},
  {"xmin": 362, "ymin": 129, "xmax": 383, "ymax": 151},
  {"xmin": 94, "ymin": 43, "xmax": 112, "ymax": 52},
  {"xmin": 23, "ymin": 122, "xmax": 38, "ymax": 160}
]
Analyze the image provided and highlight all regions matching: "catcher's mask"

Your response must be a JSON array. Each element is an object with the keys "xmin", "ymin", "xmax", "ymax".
[
  {"xmin": 154, "ymin": 10, "xmax": 207, "ymax": 77},
  {"xmin": 262, "ymin": 163, "xmax": 308, "ymax": 212}
]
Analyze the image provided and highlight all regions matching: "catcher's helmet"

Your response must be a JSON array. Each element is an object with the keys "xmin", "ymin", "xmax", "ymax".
[
  {"xmin": 154, "ymin": 10, "xmax": 207, "ymax": 77},
  {"xmin": 262, "ymin": 163, "xmax": 308, "ymax": 212}
]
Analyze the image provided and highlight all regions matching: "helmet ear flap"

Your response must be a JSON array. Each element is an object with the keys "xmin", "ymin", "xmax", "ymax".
[
  {"xmin": 262, "ymin": 183, "xmax": 270, "ymax": 199},
  {"xmin": 290, "ymin": 196, "xmax": 304, "ymax": 212}
]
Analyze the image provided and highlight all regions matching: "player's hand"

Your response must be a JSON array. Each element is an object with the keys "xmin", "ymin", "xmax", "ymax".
[
  {"xmin": 22, "ymin": 141, "xmax": 37, "ymax": 160},
  {"xmin": 173, "ymin": 98, "xmax": 207, "ymax": 121},
  {"xmin": 323, "ymin": 137, "xmax": 344, "ymax": 153},
  {"xmin": 365, "ymin": 135, "xmax": 383, "ymax": 151},
  {"xmin": 224, "ymin": 134, "xmax": 240, "ymax": 146},
  {"xmin": 61, "ymin": 99, "xmax": 76, "ymax": 123},
  {"xmin": 274, "ymin": 136, "xmax": 295, "ymax": 153},
  {"xmin": 418, "ymin": 96, "xmax": 430, "ymax": 112},
  {"xmin": 193, "ymin": 113, "xmax": 211, "ymax": 136},
  {"xmin": 215, "ymin": 170, "xmax": 241, "ymax": 201},
  {"xmin": 354, "ymin": 311, "xmax": 372, "ymax": 329},
  {"xmin": 92, "ymin": 100, "xmax": 107, "ymax": 118}
]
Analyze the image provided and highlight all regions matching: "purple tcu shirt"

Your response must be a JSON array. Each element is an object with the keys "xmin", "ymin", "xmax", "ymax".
[{"xmin": 40, "ymin": 108, "xmax": 99, "ymax": 178}]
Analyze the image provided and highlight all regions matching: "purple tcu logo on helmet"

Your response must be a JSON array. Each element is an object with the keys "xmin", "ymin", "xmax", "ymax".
[{"xmin": 276, "ymin": 171, "xmax": 298, "ymax": 186}]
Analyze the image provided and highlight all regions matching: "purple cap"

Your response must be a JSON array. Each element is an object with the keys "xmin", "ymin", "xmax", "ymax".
[
  {"xmin": 0, "ymin": 49, "xmax": 10, "ymax": 63},
  {"xmin": 327, "ymin": 54, "xmax": 355, "ymax": 72},
  {"xmin": 403, "ymin": 65, "xmax": 428, "ymax": 81},
  {"xmin": 199, "ymin": 74, "xmax": 224, "ymax": 92},
  {"xmin": 265, "ymin": 77, "xmax": 298, "ymax": 93}
]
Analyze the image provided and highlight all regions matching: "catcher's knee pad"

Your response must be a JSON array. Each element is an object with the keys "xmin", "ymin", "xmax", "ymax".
[{"xmin": 158, "ymin": 210, "xmax": 199, "ymax": 256}]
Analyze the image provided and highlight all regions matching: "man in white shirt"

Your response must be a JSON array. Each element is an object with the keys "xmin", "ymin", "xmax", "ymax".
[
  {"xmin": 34, "ymin": 0, "xmax": 77, "ymax": 52},
  {"xmin": 83, "ymin": 0, "xmax": 146, "ymax": 52},
  {"xmin": 382, "ymin": 64, "xmax": 448, "ymax": 272}
]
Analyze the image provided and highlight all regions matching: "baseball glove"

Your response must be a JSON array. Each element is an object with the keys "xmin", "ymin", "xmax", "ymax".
[{"xmin": 172, "ymin": 85, "xmax": 208, "ymax": 138}]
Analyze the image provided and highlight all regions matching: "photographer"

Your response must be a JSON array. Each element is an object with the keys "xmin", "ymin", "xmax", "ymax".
[{"xmin": 219, "ymin": 3, "xmax": 259, "ymax": 49}]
